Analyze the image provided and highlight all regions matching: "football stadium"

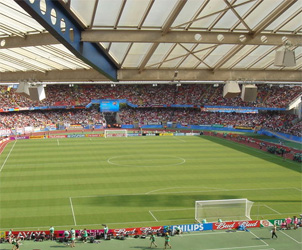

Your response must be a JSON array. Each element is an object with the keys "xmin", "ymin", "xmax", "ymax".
[{"xmin": 0, "ymin": 1, "xmax": 302, "ymax": 250}]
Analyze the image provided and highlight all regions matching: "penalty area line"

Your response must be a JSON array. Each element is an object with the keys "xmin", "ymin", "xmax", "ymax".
[
  {"xmin": 149, "ymin": 210, "xmax": 158, "ymax": 222},
  {"xmin": 280, "ymin": 231, "xmax": 302, "ymax": 244},
  {"xmin": 249, "ymin": 230, "xmax": 268, "ymax": 246},
  {"xmin": 0, "ymin": 140, "xmax": 17, "ymax": 173},
  {"xmin": 263, "ymin": 205, "xmax": 281, "ymax": 215},
  {"xmin": 69, "ymin": 197, "xmax": 77, "ymax": 226}
]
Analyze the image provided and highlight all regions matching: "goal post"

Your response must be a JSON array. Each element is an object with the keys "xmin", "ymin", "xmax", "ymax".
[
  {"xmin": 195, "ymin": 198, "xmax": 254, "ymax": 223},
  {"xmin": 104, "ymin": 130, "xmax": 128, "ymax": 138}
]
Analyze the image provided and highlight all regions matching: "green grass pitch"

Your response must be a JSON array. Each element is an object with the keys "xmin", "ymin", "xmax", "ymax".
[{"xmin": 0, "ymin": 135, "xmax": 301, "ymax": 231}]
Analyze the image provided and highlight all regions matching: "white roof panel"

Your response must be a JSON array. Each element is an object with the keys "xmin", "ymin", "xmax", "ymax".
[
  {"xmin": 93, "ymin": 0, "xmax": 123, "ymax": 27},
  {"xmin": 123, "ymin": 43, "xmax": 152, "ymax": 67},
  {"xmin": 146, "ymin": 43, "xmax": 175, "ymax": 68},
  {"xmin": 235, "ymin": 45, "xmax": 275, "ymax": 68},
  {"xmin": 109, "ymin": 42, "xmax": 131, "ymax": 65},
  {"xmin": 222, "ymin": 45, "xmax": 256, "ymax": 69},
  {"xmin": 244, "ymin": 0, "xmax": 284, "ymax": 29},
  {"xmin": 172, "ymin": 0, "xmax": 207, "ymax": 28},
  {"xmin": 70, "ymin": 0, "xmax": 97, "ymax": 27},
  {"xmin": 265, "ymin": 1, "xmax": 302, "ymax": 31},
  {"xmin": 204, "ymin": 44, "xmax": 234, "ymax": 67},
  {"xmin": 179, "ymin": 54, "xmax": 201, "ymax": 68},
  {"xmin": 0, "ymin": 0, "xmax": 301, "ymax": 82},
  {"xmin": 143, "ymin": 0, "xmax": 179, "ymax": 27},
  {"xmin": 118, "ymin": 0, "xmax": 150, "ymax": 27}
]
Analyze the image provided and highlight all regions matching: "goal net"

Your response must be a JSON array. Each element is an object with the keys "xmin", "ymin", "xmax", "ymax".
[
  {"xmin": 104, "ymin": 130, "xmax": 128, "ymax": 138},
  {"xmin": 195, "ymin": 198, "xmax": 254, "ymax": 223}
]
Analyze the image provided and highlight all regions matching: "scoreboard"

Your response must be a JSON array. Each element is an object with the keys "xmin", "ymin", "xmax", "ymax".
[{"xmin": 100, "ymin": 99, "xmax": 119, "ymax": 112}]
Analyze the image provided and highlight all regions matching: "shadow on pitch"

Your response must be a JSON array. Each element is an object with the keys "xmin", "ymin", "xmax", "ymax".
[{"xmin": 200, "ymin": 135, "xmax": 301, "ymax": 174}]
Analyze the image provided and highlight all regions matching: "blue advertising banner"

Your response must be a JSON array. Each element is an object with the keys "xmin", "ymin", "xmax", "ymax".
[
  {"xmin": 67, "ymin": 134, "xmax": 85, "ymax": 138},
  {"xmin": 169, "ymin": 223, "xmax": 213, "ymax": 233}
]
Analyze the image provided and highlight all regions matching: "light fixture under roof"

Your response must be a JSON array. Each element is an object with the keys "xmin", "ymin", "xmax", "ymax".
[{"xmin": 274, "ymin": 42, "xmax": 296, "ymax": 67}]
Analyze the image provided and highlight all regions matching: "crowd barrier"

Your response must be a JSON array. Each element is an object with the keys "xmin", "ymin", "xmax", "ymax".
[
  {"xmin": 0, "ymin": 219, "xmax": 263, "ymax": 239},
  {"xmin": 2, "ymin": 217, "xmax": 299, "ymax": 239}
]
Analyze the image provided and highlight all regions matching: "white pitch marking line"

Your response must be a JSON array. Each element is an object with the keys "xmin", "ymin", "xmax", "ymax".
[
  {"xmin": 249, "ymin": 230, "xmax": 268, "ymax": 246},
  {"xmin": 0, "ymin": 140, "xmax": 17, "ymax": 173},
  {"xmin": 203, "ymin": 241, "xmax": 268, "ymax": 250},
  {"xmin": 203, "ymin": 245, "xmax": 267, "ymax": 250},
  {"xmin": 1, "ymin": 217, "xmax": 197, "ymax": 230},
  {"xmin": 264, "ymin": 204, "xmax": 281, "ymax": 215},
  {"xmin": 280, "ymin": 231, "xmax": 302, "ymax": 244},
  {"xmin": 71, "ymin": 187, "xmax": 300, "ymax": 199},
  {"xmin": 149, "ymin": 210, "xmax": 158, "ymax": 222},
  {"xmin": 151, "ymin": 208, "xmax": 194, "ymax": 212},
  {"xmin": 57, "ymin": 139, "xmax": 60, "ymax": 146},
  {"xmin": 145, "ymin": 186, "xmax": 226, "ymax": 194},
  {"xmin": 69, "ymin": 197, "xmax": 77, "ymax": 226}
]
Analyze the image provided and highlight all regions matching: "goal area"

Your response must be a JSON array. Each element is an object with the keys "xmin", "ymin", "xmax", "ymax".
[
  {"xmin": 195, "ymin": 198, "xmax": 254, "ymax": 223},
  {"xmin": 104, "ymin": 130, "xmax": 128, "ymax": 138}
]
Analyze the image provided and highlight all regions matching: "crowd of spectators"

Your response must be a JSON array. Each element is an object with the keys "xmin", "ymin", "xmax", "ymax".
[
  {"xmin": 0, "ymin": 84, "xmax": 301, "ymax": 108},
  {"xmin": 0, "ymin": 107, "xmax": 300, "ymax": 137},
  {"xmin": 119, "ymin": 108, "xmax": 301, "ymax": 137},
  {"xmin": 0, "ymin": 84, "xmax": 301, "ymax": 137},
  {"xmin": 0, "ymin": 107, "xmax": 104, "ymax": 130}
]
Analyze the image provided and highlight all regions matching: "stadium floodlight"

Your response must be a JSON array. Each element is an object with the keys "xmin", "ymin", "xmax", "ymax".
[
  {"xmin": 195, "ymin": 198, "xmax": 254, "ymax": 223},
  {"xmin": 104, "ymin": 130, "xmax": 128, "ymax": 138}
]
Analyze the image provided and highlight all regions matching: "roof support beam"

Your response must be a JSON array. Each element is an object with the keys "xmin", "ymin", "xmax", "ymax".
[
  {"xmin": 272, "ymin": 8, "xmax": 302, "ymax": 33},
  {"xmin": 138, "ymin": 0, "xmax": 187, "ymax": 71},
  {"xmin": 119, "ymin": 69, "xmax": 302, "ymax": 82},
  {"xmin": 212, "ymin": 44, "xmax": 245, "ymax": 71},
  {"xmin": 230, "ymin": 0, "xmax": 263, "ymax": 31},
  {"xmin": 252, "ymin": 0, "xmax": 297, "ymax": 36},
  {"xmin": 3, "ymin": 30, "xmax": 301, "ymax": 49},
  {"xmin": 81, "ymin": 30, "xmax": 302, "ymax": 46},
  {"xmin": 14, "ymin": 0, "xmax": 118, "ymax": 81},
  {"xmin": 223, "ymin": 0, "xmax": 252, "ymax": 33},
  {"xmin": 1, "ymin": 33, "xmax": 58, "ymax": 49},
  {"xmin": 1, "ymin": 69, "xmax": 301, "ymax": 83}
]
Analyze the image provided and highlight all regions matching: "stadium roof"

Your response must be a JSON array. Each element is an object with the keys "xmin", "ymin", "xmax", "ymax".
[{"xmin": 0, "ymin": 0, "xmax": 301, "ymax": 84}]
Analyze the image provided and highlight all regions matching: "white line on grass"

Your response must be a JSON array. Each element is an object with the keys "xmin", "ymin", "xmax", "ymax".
[
  {"xmin": 263, "ymin": 205, "xmax": 281, "ymax": 215},
  {"xmin": 145, "ymin": 186, "xmax": 226, "ymax": 194},
  {"xmin": 151, "ymin": 208, "xmax": 194, "ymax": 212},
  {"xmin": 0, "ymin": 140, "xmax": 17, "ymax": 173},
  {"xmin": 280, "ymin": 231, "xmax": 302, "ymax": 244},
  {"xmin": 293, "ymin": 187, "xmax": 302, "ymax": 192},
  {"xmin": 177, "ymin": 231, "xmax": 247, "ymax": 237},
  {"xmin": 107, "ymin": 155, "xmax": 186, "ymax": 168},
  {"xmin": 69, "ymin": 197, "xmax": 77, "ymax": 226},
  {"xmin": 71, "ymin": 187, "xmax": 300, "ymax": 199},
  {"xmin": 203, "ymin": 244, "xmax": 267, "ymax": 250},
  {"xmin": 149, "ymin": 210, "xmax": 158, "ymax": 222},
  {"xmin": 8, "ymin": 218, "xmax": 192, "ymax": 229},
  {"xmin": 249, "ymin": 230, "xmax": 269, "ymax": 246},
  {"xmin": 251, "ymin": 212, "xmax": 302, "ymax": 217}
]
